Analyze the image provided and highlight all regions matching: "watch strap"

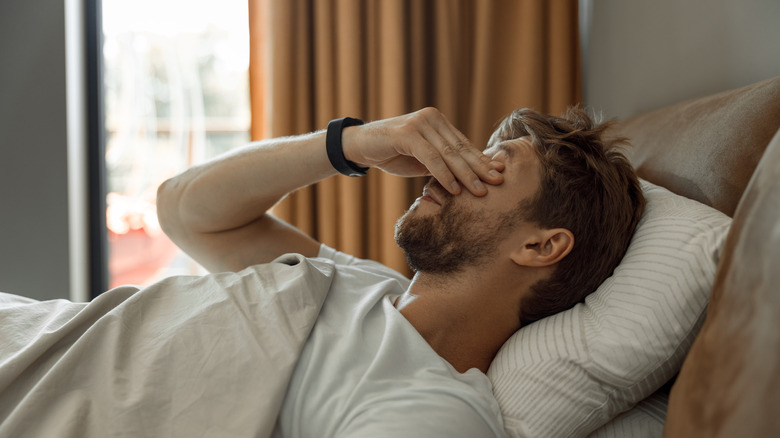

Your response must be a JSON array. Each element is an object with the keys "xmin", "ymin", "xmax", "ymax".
[{"xmin": 326, "ymin": 117, "xmax": 368, "ymax": 177}]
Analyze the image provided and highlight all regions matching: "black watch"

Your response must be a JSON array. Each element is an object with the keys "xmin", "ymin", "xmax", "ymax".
[{"xmin": 326, "ymin": 117, "xmax": 368, "ymax": 177}]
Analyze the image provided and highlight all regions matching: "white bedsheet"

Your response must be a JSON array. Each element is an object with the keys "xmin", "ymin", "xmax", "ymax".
[{"xmin": 0, "ymin": 254, "xmax": 334, "ymax": 438}]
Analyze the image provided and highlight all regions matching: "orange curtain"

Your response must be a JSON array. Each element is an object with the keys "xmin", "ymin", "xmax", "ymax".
[{"xmin": 248, "ymin": 0, "xmax": 581, "ymax": 277}]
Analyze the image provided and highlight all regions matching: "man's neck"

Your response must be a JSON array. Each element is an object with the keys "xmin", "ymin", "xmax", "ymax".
[{"xmin": 396, "ymin": 268, "xmax": 525, "ymax": 374}]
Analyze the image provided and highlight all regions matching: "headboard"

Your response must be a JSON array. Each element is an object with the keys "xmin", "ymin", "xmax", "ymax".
[
  {"xmin": 610, "ymin": 76, "xmax": 780, "ymax": 217},
  {"xmin": 607, "ymin": 76, "xmax": 780, "ymax": 435}
]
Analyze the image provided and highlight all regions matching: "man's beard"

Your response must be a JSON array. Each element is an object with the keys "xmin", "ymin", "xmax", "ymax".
[{"xmin": 394, "ymin": 183, "xmax": 512, "ymax": 274}]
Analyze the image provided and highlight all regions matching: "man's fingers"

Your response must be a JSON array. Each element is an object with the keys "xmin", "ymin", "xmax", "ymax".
[
  {"xmin": 450, "ymin": 126, "xmax": 505, "ymax": 183},
  {"xmin": 419, "ymin": 124, "xmax": 503, "ymax": 196},
  {"xmin": 423, "ymin": 130, "xmax": 484, "ymax": 195},
  {"xmin": 414, "ymin": 141, "xmax": 462, "ymax": 194},
  {"xmin": 426, "ymin": 110, "xmax": 504, "ymax": 186},
  {"xmin": 355, "ymin": 107, "xmax": 505, "ymax": 194}
]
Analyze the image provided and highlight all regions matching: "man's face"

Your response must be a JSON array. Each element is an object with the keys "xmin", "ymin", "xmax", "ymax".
[{"xmin": 394, "ymin": 137, "xmax": 542, "ymax": 274}]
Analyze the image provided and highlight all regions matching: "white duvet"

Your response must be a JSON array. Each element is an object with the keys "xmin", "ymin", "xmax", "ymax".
[{"xmin": 0, "ymin": 254, "xmax": 334, "ymax": 438}]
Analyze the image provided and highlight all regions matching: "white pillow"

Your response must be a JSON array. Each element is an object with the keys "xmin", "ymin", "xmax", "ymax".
[{"xmin": 487, "ymin": 180, "xmax": 732, "ymax": 438}]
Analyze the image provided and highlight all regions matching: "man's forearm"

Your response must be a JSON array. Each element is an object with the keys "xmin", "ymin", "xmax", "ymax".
[{"xmin": 157, "ymin": 130, "xmax": 336, "ymax": 238}]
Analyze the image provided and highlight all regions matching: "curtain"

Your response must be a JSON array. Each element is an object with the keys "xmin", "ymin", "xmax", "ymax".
[{"xmin": 248, "ymin": 0, "xmax": 581, "ymax": 277}]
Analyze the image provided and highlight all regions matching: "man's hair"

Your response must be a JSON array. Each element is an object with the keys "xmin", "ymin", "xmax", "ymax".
[{"xmin": 488, "ymin": 106, "xmax": 646, "ymax": 325}]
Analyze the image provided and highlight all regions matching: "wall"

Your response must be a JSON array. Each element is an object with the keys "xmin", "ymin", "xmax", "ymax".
[
  {"xmin": 583, "ymin": 0, "xmax": 780, "ymax": 119},
  {"xmin": 0, "ymin": 0, "xmax": 86, "ymax": 300}
]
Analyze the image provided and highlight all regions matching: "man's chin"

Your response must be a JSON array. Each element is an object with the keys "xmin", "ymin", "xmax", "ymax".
[{"xmin": 395, "ymin": 206, "xmax": 502, "ymax": 276}]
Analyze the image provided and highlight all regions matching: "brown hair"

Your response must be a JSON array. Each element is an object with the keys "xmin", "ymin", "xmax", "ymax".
[{"xmin": 489, "ymin": 106, "xmax": 646, "ymax": 325}]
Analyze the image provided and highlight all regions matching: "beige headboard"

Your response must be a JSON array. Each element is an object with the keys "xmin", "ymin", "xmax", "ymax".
[
  {"xmin": 610, "ymin": 76, "xmax": 780, "ymax": 217},
  {"xmin": 608, "ymin": 76, "xmax": 780, "ymax": 436}
]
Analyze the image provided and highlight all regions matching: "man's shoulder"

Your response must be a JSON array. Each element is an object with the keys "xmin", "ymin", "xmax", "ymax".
[{"xmin": 311, "ymin": 244, "xmax": 411, "ymax": 286}]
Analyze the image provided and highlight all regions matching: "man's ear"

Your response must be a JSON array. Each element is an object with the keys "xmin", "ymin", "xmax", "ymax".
[{"xmin": 510, "ymin": 228, "xmax": 574, "ymax": 268}]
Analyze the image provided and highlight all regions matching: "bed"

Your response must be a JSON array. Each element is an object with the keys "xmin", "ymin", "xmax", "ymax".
[{"xmin": 1, "ymin": 76, "xmax": 778, "ymax": 437}]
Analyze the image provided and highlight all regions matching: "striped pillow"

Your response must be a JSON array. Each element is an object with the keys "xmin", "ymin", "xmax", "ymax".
[
  {"xmin": 589, "ymin": 390, "xmax": 668, "ymax": 437},
  {"xmin": 487, "ymin": 180, "xmax": 732, "ymax": 437}
]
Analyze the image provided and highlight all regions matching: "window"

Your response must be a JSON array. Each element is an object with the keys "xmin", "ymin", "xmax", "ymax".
[{"xmin": 102, "ymin": 0, "xmax": 250, "ymax": 287}]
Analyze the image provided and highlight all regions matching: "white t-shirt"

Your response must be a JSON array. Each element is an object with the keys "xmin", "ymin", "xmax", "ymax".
[{"xmin": 275, "ymin": 245, "xmax": 506, "ymax": 438}]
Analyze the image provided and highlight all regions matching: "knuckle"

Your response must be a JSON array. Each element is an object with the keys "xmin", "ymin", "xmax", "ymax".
[
  {"xmin": 418, "ymin": 107, "xmax": 446, "ymax": 125},
  {"xmin": 441, "ymin": 143, "xmax": 457, "ymax": 156},
  {"xmin": 418, "ymin": 106, "xmax": 438, "ymax": 117},
  {"xmin": 405, "ymin": 114, "xmax": 427, "ymax": 132},
  {"xmin": 453, "ymin": 141, "xmax": 468, "ymax": 153}
]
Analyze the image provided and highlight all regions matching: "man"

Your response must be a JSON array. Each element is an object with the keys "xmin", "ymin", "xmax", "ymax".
[
  {"xmin": 154, "ymin": 106, "xmax": 645, "ymax": 436},
  {"xmin": 0, "ymin": 106, "xmax": 642, "ymax": 437}
]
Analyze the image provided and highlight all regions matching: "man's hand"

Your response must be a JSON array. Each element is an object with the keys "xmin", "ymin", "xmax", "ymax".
[{"xmin": 342, "ymin": 107, "xmax": 504, "ymax": 196}]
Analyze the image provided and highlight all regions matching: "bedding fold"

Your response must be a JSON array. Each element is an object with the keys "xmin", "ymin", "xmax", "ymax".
[{"xmin": 0, "ymin": 253, "xmax": 334, "ymax": 438}]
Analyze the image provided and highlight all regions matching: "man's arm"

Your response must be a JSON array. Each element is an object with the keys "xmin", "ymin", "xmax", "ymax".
[{"xmin": 156, "ymin": 107, "xmax": 504, "ymax": 273}]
